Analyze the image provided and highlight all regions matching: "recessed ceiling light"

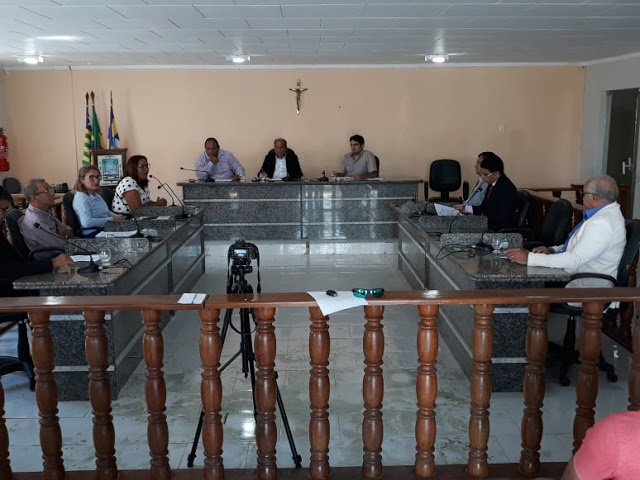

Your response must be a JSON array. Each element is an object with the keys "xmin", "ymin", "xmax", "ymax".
[
  {"xmin": 425, "ymin": 54, "xmax": 448, "ymax": 64},
  {"xmin": 17, "ymin": 55, "xmax": 44, "ymax": 65},
  {"xmin": 226, "ymin": 54, "xmax": 250, "ymax": 64},
  {"xmin": 37, "ymin": 35, "xmax": 77, "ymax": 41}
]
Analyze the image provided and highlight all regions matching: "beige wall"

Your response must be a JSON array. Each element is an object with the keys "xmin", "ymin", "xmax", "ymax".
[{"xmin": 5, "ymin": 66, "xmax": 584, "ymax": 198}]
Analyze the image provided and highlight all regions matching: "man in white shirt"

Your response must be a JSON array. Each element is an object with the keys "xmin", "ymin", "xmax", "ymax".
[{"xmin": 506, "ymin": 175, "xmax": 625, "ymax": 289}]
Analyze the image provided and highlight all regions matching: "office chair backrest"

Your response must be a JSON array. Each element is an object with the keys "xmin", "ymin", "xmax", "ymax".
[
  {"xmin": 99, "ymin": 186, "xmax": 115, "ymax": 209},
  {"xmin": 2, "ymin": 177, "xmax": 21, "ymax": 194},
  {"xmin": 514, "ymin": 190, "xmax": 532, "ymax": 228},
  {"xmin": 428, "ymin": 159, "xmax": 461, "ymax": 201},
  {"xmin": 5, "ymin": 208, "xmax": 29, "ymax": 260},
  {"xmin": 62, "ymin": 191, "xmax": 82, "ymax": 236},
  {"xmin": 374, "ymin": 156, "xmax": 380, "ymax": 175},
  {"xmin": 540, "ymin": 198, "xmax": 573, "ymax": 246},
  {"xmin": 616, "ymin": 219, "xmax": 640, "ymax": 287}
]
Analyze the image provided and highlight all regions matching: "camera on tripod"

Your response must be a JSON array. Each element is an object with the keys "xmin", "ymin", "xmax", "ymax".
[{"xmin": 226, "ymin": 240, "xmax": 261, "ymax": 294}]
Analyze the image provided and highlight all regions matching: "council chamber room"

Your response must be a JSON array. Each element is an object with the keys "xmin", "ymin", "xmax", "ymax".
[{"xmin": 1, "ymin": 2, "xmax": 640, "ymax": 480}]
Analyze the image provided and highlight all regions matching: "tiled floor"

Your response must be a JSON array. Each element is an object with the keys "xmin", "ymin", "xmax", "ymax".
[{"xmin": 1, "ymin": 248, "xmax": 633, "ymax": 471}]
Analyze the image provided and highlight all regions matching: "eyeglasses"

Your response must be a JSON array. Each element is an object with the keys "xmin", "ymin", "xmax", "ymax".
[
  {"xmin": 352, "ymin": 288, "xmax": 385, "ymax": 298},
  {"xmin": 34, "ymin": 187, "xmax": 51, "ymax": 195},
  {"xmin": 583, "ymin": 191, "xmax": 600, "ymax": 198},
  {"xmin": 138, "ymin": 164, "xmax": 150, "ymax": 170},
  {"xmin": 86, "ymin": 175, "xmax": 102, "ymax": 181},
  {"xmin": 479, "ymin": 171, "xmax": 497, "ymax": 178}
]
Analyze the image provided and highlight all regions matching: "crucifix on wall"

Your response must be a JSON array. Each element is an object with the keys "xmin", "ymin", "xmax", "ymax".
[{"xmin": 289, "ymin": 79, "xmax": 308, "ymax": 115}]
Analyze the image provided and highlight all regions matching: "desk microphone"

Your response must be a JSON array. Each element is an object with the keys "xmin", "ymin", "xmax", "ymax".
[
  {"xmin": 33, "ymin": 223, "xmax": 100, "ymax": 273},
  {"xmin": 474, "ymin": 230, "xmax": 493, "ymax": 252},
  {"xmin": 448, "ymin": 211, "xmax": 462, "ymax": 233},
  {"xmin": 149, "ymin": 174, "xmax": 189, "ymax": 219},
  {"xmin": 180, "ymin": 167, "xmax": 215, "ymax": 182},
  {"xmin": 113, "ymin": 193, "xmax": 164, "ymax": 241},
  {"xmin": 463, "ymin": 185, "xmax": 483, "ymax": 206}
]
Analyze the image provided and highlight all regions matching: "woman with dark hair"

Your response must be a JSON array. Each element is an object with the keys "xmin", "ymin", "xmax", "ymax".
[
  {"xmin": 111, "ymin": 155, "xmax": 167, "ymax": 214},
  {"xmin": 0, "ymin": 190, "xmax": 72, "ymax": 296},
  {"xmin": 72, "ymin": 165, "xmax": 126, "ymax": 237}
]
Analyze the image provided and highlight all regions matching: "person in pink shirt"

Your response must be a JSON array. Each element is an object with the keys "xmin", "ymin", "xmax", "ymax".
[{"xmin": 562, "ymin": 411, "xmax": 640, "ymax": 479}]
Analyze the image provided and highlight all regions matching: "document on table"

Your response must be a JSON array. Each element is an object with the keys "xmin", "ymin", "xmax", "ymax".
[
  {"xmin": 434, "ymin": 203, "xmax": 459, "ymax": 216},
  {"xmin": 96, "ymin": 230, "xmax": 139, "ymax": 238},
  {"xmin": 70, "ymin": 254, "xmax": 101, "ymax": 262},
  {"xmin": 178, "ymin": 293, "xmax": 208, "ymax": 304},
  {"xmin": 155, "ymin": 215, "xmax": 172, "ymax": 220},
  {"xmin": 307, "ymin": 290, "xmax": 368, "ymax": 315}
]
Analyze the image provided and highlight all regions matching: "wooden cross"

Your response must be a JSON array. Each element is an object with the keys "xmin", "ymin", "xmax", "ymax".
[{"xmin": 289, "ymin": 79, "xmax": 308, "ymax": 115}]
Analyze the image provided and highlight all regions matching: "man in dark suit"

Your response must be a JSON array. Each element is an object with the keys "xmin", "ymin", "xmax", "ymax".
[
  {"xmin": 259, "ymin": 138, "xmax": 304, "ymax": 181},
  {"xmin": 454, "ymin": 152, "xmax": 517, "ymax": 231},
  {"xmin": 0, "ymin": 189, "xmax": 72, "ymax": 297}
]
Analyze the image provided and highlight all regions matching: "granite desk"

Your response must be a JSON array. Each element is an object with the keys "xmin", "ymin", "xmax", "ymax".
[
  {"xmin": 397, "ymin": 203, "xmax": 569, "ymax": 391},
  {"xmin": 178, "ymin": 179, "xmax": 422, "ymax": 241},
  {"xmin": 13, "ymin": 209, "xmax": 205, "ymax": 400}
]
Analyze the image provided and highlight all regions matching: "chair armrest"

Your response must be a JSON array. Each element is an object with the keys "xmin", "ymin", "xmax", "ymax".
[
  {"xmin": 568, "ymin": 272, "xmax": 617, "ymax": 285},
  {"xmin": 423, "ymin": 182, "xmax": 429, "ymax": 202}
]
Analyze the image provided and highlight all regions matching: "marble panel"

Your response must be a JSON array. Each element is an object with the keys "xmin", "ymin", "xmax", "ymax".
[
  {"xmin": 204, "ymin": 224, "xmax": 302, "ymax": 241},
  {"xmin": 301, "ymin": 198, "xmax": 399, "ymax": 223},
  {"xmin": 302, "ymin": 181, "xmax": 419, "ymax": 200},
  {"xmin": 302, "ymin": 222, "xmax": 397, "ymax": 240},
  {"xmin": 181, "ymin": 182, "xmax": 301, "ymax": 201},
  {"xmin": 419, "ymin": 214, "xmax": 488, "ymax": 233},
  {"xmin": 201, "ymin": 200, "xmax": 301, "ymax": 224}
]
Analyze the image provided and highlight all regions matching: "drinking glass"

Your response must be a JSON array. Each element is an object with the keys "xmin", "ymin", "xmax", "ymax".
[
  {"xmin": 99, "ymin": 247, "xmax": 112, "ymax": 266},
  {"xmin": 259, "ymin": 171, "xmax": 268, "ymax": 182},
  {"xmin": 492, "ymin": 238, "xmax": 501, "ymax": 253}
]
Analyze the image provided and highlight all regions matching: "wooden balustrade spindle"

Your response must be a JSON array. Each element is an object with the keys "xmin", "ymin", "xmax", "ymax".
[
  {"xmin": 414, "ymin": 304, "xmax": 438, "ymax": 478},
  {"xmin": 84, "ymin": 310, "xmax": 117, "ymax": 479},
  {"xmin": 619, "ymin": 256, "xmax": 639, "ymax": 344},
  {"xmin": 0, "ymin": 378, "xmax": 10, "ymax": 479},
  {"xmin": 141, "ymin": 309, "xmax": 170, "ymax": 480},
  {"xmin": 467, "ymin": 304, "xmax": 494, "ymax": 477},
  {"xmin": 628, "ymin": 301, "xmax": 640, "ymax": 411},
  {"xmin": 572, "ymin": 302, "xmax": 603, "ymax": 453},
  {"xmin": 308, "ymin": 306, "xmax": 331, "ymax": 480},
  {"xmin": 30, "ymin": 310, "xmax": 65, "ymax": 479},
  {"xmin": 254, "ymin": 307, "xmax": 278, "ymax": 480},
  {"xmin": 200, "ymin": 306, "xmax": 224, "ymax": 480},
  {"xmin": 519, "ymin": 303, "xmax": 549, "ymax": 477},
  {"xmin": 362, "ymin": 305, "xmax": 384, "ymax": 479}
]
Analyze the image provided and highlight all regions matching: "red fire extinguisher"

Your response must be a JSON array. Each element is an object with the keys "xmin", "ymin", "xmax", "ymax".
[{"xmin": 0, "ymin": 127, "xmax": 9, "ymax": 172}]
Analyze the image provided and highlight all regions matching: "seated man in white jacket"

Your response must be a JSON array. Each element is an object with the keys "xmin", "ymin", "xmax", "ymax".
[{"xmin": 505, "ymin": 175, "xmax": 625, "ymax": 289}]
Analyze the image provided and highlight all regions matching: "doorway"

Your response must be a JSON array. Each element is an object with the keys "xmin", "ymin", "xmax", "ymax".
[{"xmin": 604, "ymin": 88, "xmax": 639, "ymax": 218}]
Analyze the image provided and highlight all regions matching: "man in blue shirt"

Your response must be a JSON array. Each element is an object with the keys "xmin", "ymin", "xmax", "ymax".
[{"xmin": 195, "ymin": 137, "xmax": 245, "ymax": 181}]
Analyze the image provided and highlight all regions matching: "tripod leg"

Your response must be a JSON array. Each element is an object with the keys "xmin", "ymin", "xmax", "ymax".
[
  {"xmin": 276, "ymin": 378, "xmax": 302, "ymax": 468},
  {"xmin": 220, "ymin": 309, "xmax": 233, "ymax": 347},
  {"xmin": 187, "ymin": 409, "xmax": 205, "ymax": 467}
]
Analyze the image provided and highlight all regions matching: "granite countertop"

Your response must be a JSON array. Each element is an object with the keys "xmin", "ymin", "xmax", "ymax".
[{"xmin": 177, "ymin": 178, "xmax": 423, "ymax": 186}]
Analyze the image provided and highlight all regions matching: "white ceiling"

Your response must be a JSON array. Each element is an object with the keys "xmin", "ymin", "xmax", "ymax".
[{"xmin": 1, "ymin": 1, "xmax": 640, "ymax": 68}]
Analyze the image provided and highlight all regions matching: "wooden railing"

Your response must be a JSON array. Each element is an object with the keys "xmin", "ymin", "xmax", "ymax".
[{"xmin": 2, "ymin": 288, "xmax": 640, "ymax": 480}]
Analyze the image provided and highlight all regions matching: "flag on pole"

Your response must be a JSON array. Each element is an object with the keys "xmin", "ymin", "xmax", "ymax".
[
  {"xmin": 82, "ymin": 92, "xmax": 92, "ymax": 165},
  {"xmin": 108, "ymin": 91, "xmax": 120, "ymax": 149},
  {"xmin": 90, "ymin": 91, "xmax": 102, "ymax": 149}
]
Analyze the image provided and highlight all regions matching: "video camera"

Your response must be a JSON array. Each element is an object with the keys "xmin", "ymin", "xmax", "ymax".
[
  {"xmin": 228, "ymin": 239, "xmax": 259, "ymax": 265},
  {"xmin": 226, "ymin": 239, "xmax": 261, "ymax": 294}
]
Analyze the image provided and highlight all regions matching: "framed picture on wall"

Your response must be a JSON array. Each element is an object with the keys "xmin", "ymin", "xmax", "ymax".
[{"xmin": 91, "ymin": 148, "xmax": 127, "ymax": 186}]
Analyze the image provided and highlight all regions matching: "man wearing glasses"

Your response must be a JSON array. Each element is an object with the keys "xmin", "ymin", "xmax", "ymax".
[
  {"xmin": 453, "ymin": 152, "xmax": 517, "ymax": 231},
  {"xmin": 19, "ymin": 178, "xmax": 73, "ymax": 260},
  {"xmin": 507, "ymin": 175, "xmax": 625, "ymax": 289}
]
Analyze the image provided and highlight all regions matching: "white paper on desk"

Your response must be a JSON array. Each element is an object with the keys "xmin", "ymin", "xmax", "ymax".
[
  {"xmin": 215, "ymin": 178, "xmax": 233, "ymax": 182},
  {"xmin": 96, "ymin": 230, "xmax": 139, "ymax": 238},
  {"xmin": 71, "ymin": 254, "xmax": 101, "ymax": 262},
  {"xmin": 178, "ymin": 292, "xmax": 208, "ymax": 304},
  {"xmin": 434, "ymin": 203, "xmax": 459, "ymax": 216},
  {"xmin": 307, "ymin": 291, "xmax": 368, "ymax": 316},
  {"xmin": 155, "ymin": 215, "xmax": 172, "ymax": 220}
]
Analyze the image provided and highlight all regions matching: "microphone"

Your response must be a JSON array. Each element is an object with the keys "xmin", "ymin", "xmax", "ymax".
[
  {"xmin": 33, "ymin": 223, "xmax": 99, "ymax": 273},
  {"xmin": 180, "ymin": 167, "xmax": 215, "ymax": 182},
  {"xmin": 114, "ymin": 192, "xmax": 161, "ymax": 241},
  {"xmin": 149, "ymin": 174, "xmax": 189, "ymax": 219},
  {"xmin": 474, "ymin": 230, "xmax": 493, "ymax": 252},
  {"xmin": 447, "ymin": 211, "xmax": 462, "ymax": 233},
  {"xmin": 464, "ymin": 185, "xmax": 483, "ymax": 206}
]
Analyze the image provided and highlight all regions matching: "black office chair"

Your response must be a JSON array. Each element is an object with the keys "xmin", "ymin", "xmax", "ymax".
[
  {"xmin": 504, "ymin": 198, "xmax": 573, "ymax": 250},
  {"xmin": 2, "ymin": 177, "xmax": 21, "ymax": 194},
  {"xmin": 550, "ymin": 218, "xmax": 640, "ymax": 386},
  {"xmin": 374, "ymin": 156, "xmax": 380, "ymax": 175},
  {"xmin": 5, "ymin": 208, "xmax": 63, "ymax": 261},
  {"xmin": 502, "ymin": 190, "xmax": 532, "ymax": 231},
  {"xmin": 99, "ymin": 186, "xmax": 115, "ymax": 210},
  {"xmin": 424, "ymin": 159, "xmax": 464, "ymax": 202},
  {"xmin": 0, "ymin": 311, "xmax": 35, "ymax": 391}
]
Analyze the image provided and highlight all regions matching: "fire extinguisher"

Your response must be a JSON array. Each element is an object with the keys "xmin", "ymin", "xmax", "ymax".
[{"xmin": 0, "ymin": 127, "xmax": 9, "ymax": 172}]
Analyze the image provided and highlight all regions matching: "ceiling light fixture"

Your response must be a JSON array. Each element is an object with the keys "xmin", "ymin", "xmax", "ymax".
[
  {"xmin": 425, "ymin": 54, "xmax": 448, "ymax": 64},
  {"xmin": 226, "ymin": 54, "xmax": 250, "ymax": 64},
  {"xmin": 17, "ymin": 55, "xmax": 44, "ymax": 65}
]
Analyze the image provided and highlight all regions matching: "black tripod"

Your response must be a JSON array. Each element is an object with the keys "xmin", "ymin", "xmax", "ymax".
[{"xmin": 186, "ymin": 262, "xmax": 302, "ymax": 468}]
